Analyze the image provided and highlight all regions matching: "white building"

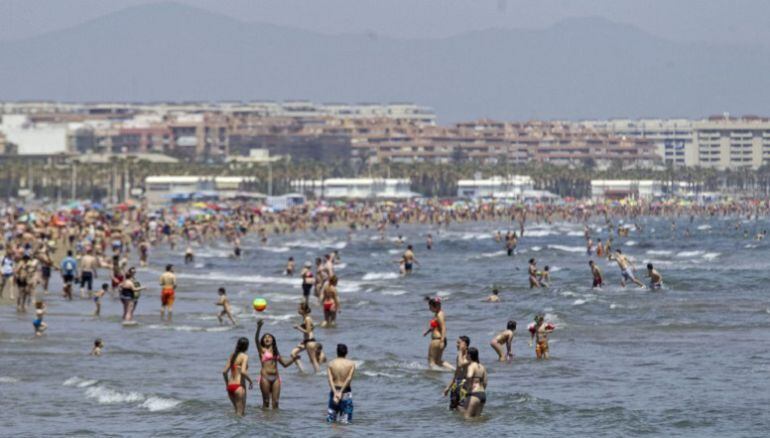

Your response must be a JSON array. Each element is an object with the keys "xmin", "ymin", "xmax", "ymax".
[
  {"xmin": 0, "ymin": 114, "xmax": 69, "ymax": 155},
  {"xmin": 292, "ymin": 178, "xmax": 419, "ymax": 199},
  {"xmin": 456, "ymin": 175, "xmax": 534, "ymax": 199},
  {"xmin": 692, "ymin": 117, "xmax": 770, "ymax": 170},
  {"xmin": 591, "ymin": 180, "xmax": 690, "ymax": 200}
]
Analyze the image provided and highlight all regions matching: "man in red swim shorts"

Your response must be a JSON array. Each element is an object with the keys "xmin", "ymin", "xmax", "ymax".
[{"xmin": 159, "ymin": 264, "xmax": 177, "ymax": 321}]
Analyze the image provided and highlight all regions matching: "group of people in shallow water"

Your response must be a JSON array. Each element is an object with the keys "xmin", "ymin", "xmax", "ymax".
[{"xmin": 3, "ymin": 198, "xmax": 768, "ymax": 424}]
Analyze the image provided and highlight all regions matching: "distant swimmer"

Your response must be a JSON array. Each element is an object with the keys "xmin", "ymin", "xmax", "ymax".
[
  {"xmin": 490, "ymin": 320, "xmax": 516, "ymax": 362},
  {"xmin": 423, "ymin": 296, "xmax": 454, "ymax": 371},
  {"xmin": 90, "ymin": 338, "xmax": 103, "ymax": 356},
  {"xmin": 589, "ymin": 260, "xmax": 603, "ymax": 288},
  {"xmin": 426, "ymin": 233, "xmax": 433, "ymax": 250},
  {"xmin": 528, "ymin": 259, "xmax": 541, "ymax": 288},
  {"xmin": 402, "ymin": 245, "xmax": 419, "ymax": 275},
  {"xmin": 326, "ymin": 343, "xmax": 356, "ymax": 424},
  {"xmin": 32, "ymin": 300, "xmax": 47, "ymax": 336},
  {"xmin": 216, "ymin": 287, "xmax": 237, "ymax": 326},
  {"xmin": 94, "ymin": 283, "xmax": 107, "ymax": 317},
  {"xmin": 609, "ymin": 249, "xmax": 645, "ymax": 288},
  {"xmin": 159, "ymin": 264, "xmax": 177, "ymax": 321},
  {"xmin": 222, "ymin": 337, "xmax": 253, "ymax": 416},
  {"xmin": 457, "ymin": 347, "xmax": 487, "ymax": 419},
  {"xmin": 538, "ymin": 266, "xmax": 551, "ymax": 288},
  {"xmin": 646, "ymin": 263, "xmax": 663, "ymax": 290},
  {"xmin": 586, "ymin": 237, "xmax": 593, "ymax": 256},
  {"xmin": 255, "ymin": 319, "xmax": 298, "ymax": 409},
  {"xmin": 285, "ymin": 257, "xmax": 295, "ymax": 276},
  {"xmin": 483, "ymin": 288, "xmax": 501, "ymax": 302},
  {"xmin": 596, "ymin": 239, "xmax": 604, "ymax": 258},
  {"xmin": 184, "ymin": 246, "xmax": 194, "ymax": 265},
  {"xmin": 529, "ymin": 314, "xmax": 554, "ymax": 360},
  {"xmin": 300, "ymin": 261, "xmax": 314, "ymax": 305},
  {"xmin": 444, "ymin": 335, "xmax": 470, "ymax": 410}
]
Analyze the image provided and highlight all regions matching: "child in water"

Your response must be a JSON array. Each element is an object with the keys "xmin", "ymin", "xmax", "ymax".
[
  {"xmin": 33, "ymin": 301, "xmax": 47, "ymax": 336},
  {"xmin": 94, "ymin": 283, "xmax": 107, "ymax": 316},
  {"xmin": 216, "ymin": 287, "xmax": 237, "ymax": 326},
  {"xmin": 490, "ymin": 320, "xmax": 516, "ymax": 361},
  {"xmin": 538, "ymin": 266, "xmax": 551, "ymax": 287},
  {"xmin": 91, "ymin": 338, "xmax": 103, "ymax": 356},
  {"xmin": 483, "ymin": 288, "xmax": 501, "ymax": 302}
]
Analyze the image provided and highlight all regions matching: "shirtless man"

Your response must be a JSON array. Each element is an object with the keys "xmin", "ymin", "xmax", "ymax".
[
  {"xmin": 483, "ymin": 288, "xmax": 501, "ymax": 302},
  {"xmin": 589, "ymin": 260, "xmax": 603, "ymax": 288},
  {"xmin": 402, "ymin": 245, "xmax": 419, "ymax": 275},
  {"xmin": 646, "ymin": 263, "xmax": 663, "ymax": 290},
  {"xmin": 490, "ymin": 320, "xmax": 516, "ymax": 361},
  {"xmin": 159, "ymin": 264, "xmax": 177, "ymax": 321},
  {"xmin": 609, "ymin": 249, "xmax": 645, "ymax": 288},
  {"xmin": 443, "ymin": 335, "xmax": 470, "ymax": 410},
  {"xmin": 79, "ymin": 251, "xmax": 98, "ymax": 298},
  {"xmin": 529, "ymin": 314, "xmax": 554, "ymax": 359},
  {"xmin": 327, "ymin": 344, "xmax": 356, "ymax": 424},
  {"xmin": 528, "ymin": 258, "xmax": 541, "ymax": 288},
  {"xmin": 300, "ymin": 261, "xmax": 314, "ymax": 304},
  {"xmin": 285, "ymin": 257, "xmax": 295, "ymax": 276}
]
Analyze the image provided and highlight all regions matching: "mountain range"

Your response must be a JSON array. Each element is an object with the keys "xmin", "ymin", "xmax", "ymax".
[{"xmin": 1, "ymin": 1, "xmax": 770, "ymax": 122}]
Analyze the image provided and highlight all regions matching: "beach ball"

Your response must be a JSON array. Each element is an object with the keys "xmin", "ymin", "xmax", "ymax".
[{"xmin": 252, "ymin": 297, "xmax": 267, "ymax": 312}]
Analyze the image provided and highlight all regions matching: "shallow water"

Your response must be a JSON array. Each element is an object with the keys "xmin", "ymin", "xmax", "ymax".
[{"xmin": 2, "ymin": 217, "xmax": 770, "ymax": 436}]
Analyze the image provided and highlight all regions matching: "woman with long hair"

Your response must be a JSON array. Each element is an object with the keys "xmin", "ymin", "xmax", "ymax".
[
  {"xmin": 422, "ymin": 296, "xmax": 454, "ymax": 370},
  {"xmin": 222, "ymin": 337, "xmax": 253, "ymax": 416},
  {"xmin": 255, "ymin": 319, "xmax": 297, "ymax": 408},
  {"xmin": 321, "ymin": 275, "xmax": 339, "ymax": 328},
  {"xmin": 458, "ymin": 347, "xmax": 487, "ymax": 419},
  {"xmin": 290, "ymin": 302, "xmax": 324, "ymax": 373}
]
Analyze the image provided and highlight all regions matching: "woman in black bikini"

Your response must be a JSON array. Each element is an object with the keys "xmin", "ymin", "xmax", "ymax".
[
  {"xmin": 290, "ymin": 302, "xmax": 324, "ymax": 373},
  {"xmin": 222, "ymin": 337, "xmax": 253, "ymax": 416},
  {"xmin": 459, "ymin": 347, "xmax": 487, "ymax": 419}
]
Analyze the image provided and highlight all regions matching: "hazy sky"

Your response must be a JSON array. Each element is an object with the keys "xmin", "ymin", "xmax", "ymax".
[{"xmin": 1, "ymin": 0, "xmax": 769, "ymax": 44}]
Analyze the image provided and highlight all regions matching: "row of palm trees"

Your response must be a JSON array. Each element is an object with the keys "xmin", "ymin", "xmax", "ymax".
[{"xmin": 3, "ymin": 157, "xmax": 770, "ymax": 202}]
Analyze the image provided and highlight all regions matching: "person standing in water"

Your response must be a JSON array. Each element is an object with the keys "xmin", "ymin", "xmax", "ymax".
[
  {"xmin": 285, "ymin": 257, "xmax": 295, "ymax": 276},
  {"xmin": 60, "ymin": 250, "xmax": 77, "ymax": 300},
  {"xmin": 216, "ymin": 287, "xmax": 237, "ymax": 326},
  {"xmin": 444, "ymin": 336, "xmax": 470, "ymax": 410},
  {"xmin": 458, "ymin": 347, "xmax": 487, "ymax": 419},
  {"xmin": 529, "ymin": 314, "xmax": 554, "ymax": 359},
  {"xmin": 490, "ymin": 320, "xmax": 516, "ymax": 361},
  {"xmin": 300, "ymin": 261, "xmax": 314, "ymax": 305},
  {"xmin": 589, "ymin": 260, "xmax": 603, "ymax": 288},
  {"xmin": 423, "ymin": 296, "xmax": 454, "ymax": 371},
  {"xmin": 528, "ymin": 258, "xmax": 541, "ymax": 288},
  {"xmin": 321, "ymin": 276, "xmax": 340, "ymax": 328},
  {"xmin": 159, "ymin": 264, "xmax": 177, "ymax": 321},
  {"xmin": 609, "ymin": 249, "xmax": 645, "ymax": 288},
  {"xmin": 222, "ymin": 337, "xmax": 253, "ymax": 416},
  {"xmin": 426, "ymin": 233, "xmax": 433, "ymax": 250},
  {"xmin": 403, "ymin": 245, "xmax": 419, "ymax": 275},
  {"xmin": 32, "ymin": 300, "xmax": 47, "ymax": 336},
  {"xmin": 254, "ymin": 319, "xmax": 297, "ymax": 409},
  {"xmin": 646, "ymin": 263, "xmax": 663, "ymax": 290},
  {"xmin": 79, "ymin": 250, "xmax": 98, "ymax": 298},
  {"xmin": 327, "ymin": 343, "xmax": 356, "ymax": 424},
  {"xmin": 290, "ymin": 302, "xmax": 323, "ymax": 373}
]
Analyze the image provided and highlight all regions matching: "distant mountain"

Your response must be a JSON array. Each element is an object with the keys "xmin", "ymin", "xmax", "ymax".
[{"xmin": 1, "ymin": 1, "xmax": 769, "ymax": 122}]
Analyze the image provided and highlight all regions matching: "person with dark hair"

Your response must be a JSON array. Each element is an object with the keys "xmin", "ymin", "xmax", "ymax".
[
  {"xmin": 159, "ymin": 264, "xmax": 176, "ymax": 321},
  {"xmin": 222, "ymin": 337, "xmax": 253, "ymax": 416},
  {"xmin": 444, "ymin": 335, "xmax": 470, "ymax": 410},
  {"xmin": 589, "ymin": 260, "xmax": 603, "ymax": 288},
  {"xmin": 528, "ymin": 258, "xmax": 541, "ymax": 288},
  {"xmin": 327, "ymin": 343, "xmax": 356, "ymax": 424},
  {"xmin": 60, "ymin": 250, "xmax": 77, "ymax": 300},
  {"xmin": 490, "ymin": 320, "xmax": 516, "ymax": 361},
  {"xmin": 423, "ymin": 296, "xmax": 454, "ymax": 371},
  {"xmin": 216, "ymin": 287, "xmax": 236, "ymax": 326},
  {"xmin": 646, "ymin": 263, "xmax": 663, "ymax": 290},
  {"xmin": 529, "ymin": 314, "xmax": 554, "ymax": 359},
  {"xmin": 321, "ymin": 275, "xmax": 339, "ymax": 328},
  {"xmin": 290, "ymin": 302, "xmax": 322, "ymax": 373},
  {"xmin": 402, "ymin": 244, "xmax": 419, "ymax": 275},
  {"xmin": 458, "ymin": 347, "xmax": 487, "ymax": 419},
  {"xmin": 609, "ymin": 249, "xmax": 645, "ymax": 288},
  {"xmin": 119, "ymin": 267, "xmax": 144, "ymax": 323},
  {"xmin": 255, "ymin": 319, "xmax": 297, "ymax": 409}
]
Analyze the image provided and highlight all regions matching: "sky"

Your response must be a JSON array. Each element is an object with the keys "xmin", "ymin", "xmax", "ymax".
[{"xmin": 1, "ymin": 0, "xmax": 769, "ymax": 45}]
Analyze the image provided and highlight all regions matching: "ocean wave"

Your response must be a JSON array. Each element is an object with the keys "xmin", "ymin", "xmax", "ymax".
[
  {"xmin": 260, "ymin": 246, "xmax": 290, "ymax": 253},
  {"xmin": 63, "ymin": 376, "xmax": 98, "ymax": 388},
  {"xmin": 548, "ymin": 244, "xmax": 585, "ymax": 253},
  {"xmin": 625, "ymin": 240, "xmax": 637, "ymax": 246},
  {"xmin": 525, "ymin": 230, "xmax": 557, "ymax": 237},
  {"xmin": 677, "ymin": 250, "xmax": 705, "ymax": 258},
  {"xmin": 286, "ymin": 240, "xmax": 347, "ymax": 250},
  {"xmin": 382, "ymin": 290, "xmax": 408, "ymax": 296},
  {"xmin": 362, "ymin": 370, "xmax": 403, "ymax": 379},
  {"xmin": 179, "ymin": 272, "xmax": 297, "ymax": 286},
  {"xmin": 702, "ymin": 252, "xmax": 720, "ymax": 260},
  {"xmin": 0, "ymin": 376, "xmax": 19, "ymax": 384},
  {"xmin": 362, "ymin": 272, "xmax": 399, "ymax": 281},
  {"xmin": 80, "ymin": 385, "xmax": 181, "ymax": 412},
  {"xmin": 470, "ymin": 250, "xmax": 506, "ymax": 260},
  {"xmin": 646, "ymin": 250, "xmax": 672, "ymax": 256},
  {"xmin": 141, "ymin": 396, "xmax": 182, "ymax": 412},
  {"xmin": 697, "ymin": 224, "xmax": 712, "ymax": 230}
]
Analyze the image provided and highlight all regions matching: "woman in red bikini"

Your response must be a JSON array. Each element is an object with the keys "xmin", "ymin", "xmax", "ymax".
[
  {"xmin": 255, "ymin": 319, "xmax": 297, "ymax": 409},
  {"xmin": 222, "ymin": 337, "xmax": 253, "ymax": 416},
  {"xmin": 422, "ymin": 296, "xmax": 455, "ymax": 371},
  {"xmin": 321, "ymin": 275, "xmax": 340, "ymax": 328}
]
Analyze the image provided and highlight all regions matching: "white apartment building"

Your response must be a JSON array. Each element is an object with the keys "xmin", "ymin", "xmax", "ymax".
[
  {"xmin": 0, "ymin": 114, "xmax": 70, "ymax": 155},
  {"xmin": 691, "ymin": 117, "xmax": 770, "ymax": 170},
  {"xmin": 591, "ymin": 180, "xmax": 690, "ymax": 200},
  {"xmin": 456, "ymin": 175, "xmax": 534, "ymax": 199}
]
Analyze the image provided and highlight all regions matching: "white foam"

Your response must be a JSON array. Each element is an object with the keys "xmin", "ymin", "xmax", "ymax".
[
  {"xmin": 702, "ymin": 252, "xmax": 720, "ymax": 260},
  {"xmin": 525, "ymin": 230, "xmax": 556, "ymax": 237},
  {"xmin": 625, "ymin": 240, "xmax": 637, "ymax": 246},
  {"xmin": 530, "ymin": 246, "xmax": 542, "ymax": 252},
  {"xmin": 261, "ymin": 246, "xmax": 289, "ymax": 253},
  {"xmin": 362, "ymin": 371, "xmax": 402, "ymax": 378},
  {"xmin": 141, "ymin": 396, "xmax": 181, "ymax": 412},
  {"xmin": 362, "ymin": 272, "xmax": 399, "ymax": 281},
  {"xmin": 471, "ymin": 250, "xmax": 506, "ymax": 259},
  {"xmin": 548, "ymin": 244, "xmax": 585, "ymax": 253},
  {"xmin": 85, "ymin": 386, "xmax": 144, "ymax": 404},
  {"xmin": 387, "ymin": 249, "xmax": 400, "ymax": 254},
  {"xmin": 697, "ymin": 224, "xmax": 712, "ymax": 230},
  {"xmin": 286, "ymin": 240, "xmax": 347, "ymax": 250},
  {"xmin": 382, "ymin": 290, "xmax": 408, "ymax": 296},
  {"xmin": 63, "ymin": 376, "xmax": 98, "ymax": 388},
  {"xmin": 572, "ymin": 299, "xmax": 587, "ymax": 306},
  {"xmin": 0, "ymin": 376, "xmax": 19, "ymax": 384},
  {"xmin": 566, "ymin": 231, "xmax": 584, "ymax": 237},
  {"xmin": 646, "ymin": 250, "xmax": 672, "ymax": 256},
  {"xmin": 179, "ymin": 272, "xmax": 297, "ymax": 286},
  {"xmin": 677, "ymin": 250, "xmax": 704, "ymax": 258}
]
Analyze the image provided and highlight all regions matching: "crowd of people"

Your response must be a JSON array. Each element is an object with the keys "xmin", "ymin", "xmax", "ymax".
[{"xmin": 1, "ymin": 197, "xmax": 768, "ymax": 422}]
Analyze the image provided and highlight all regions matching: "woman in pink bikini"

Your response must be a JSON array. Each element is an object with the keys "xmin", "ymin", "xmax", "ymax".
[
  {"xmin": 222, "ymin": 337, "xmax": 253, "ymax": 416},
  {"xmin": 255, "ymin": 319, "xmax": 297, "ymax": 408}
]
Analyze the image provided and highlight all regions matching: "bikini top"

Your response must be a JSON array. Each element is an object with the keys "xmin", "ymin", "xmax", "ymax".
[
  {"xmin": 261, "ymin": 350, "xmax": 279, "ymax": 363},
  {"xmin": 429, "ymin": 319, "xmax": 439, "ymax": 329}
]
